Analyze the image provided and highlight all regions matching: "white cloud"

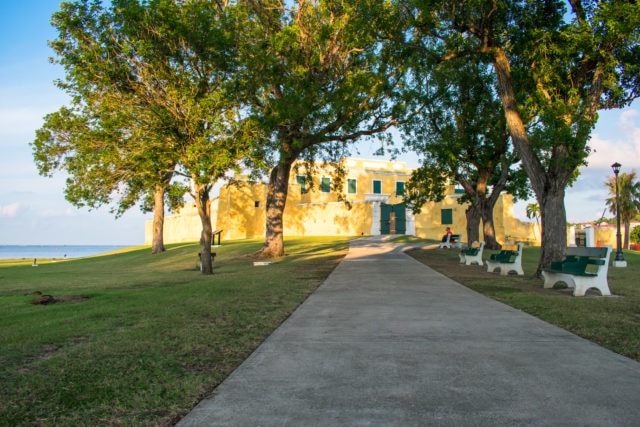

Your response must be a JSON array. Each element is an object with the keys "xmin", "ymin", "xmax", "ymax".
[
  {"xmin": 513, "ymin": 106, "xmax": 640, "ymax": 224},
  {"xmin": 620, "ymin": 109, "xmax": 639, "ymax": 126},
  {"xmin": 587, "ymin": 108, "xmax": 640, "ymax": 171},
  {"xmin": 0, "ymin": 202, "xmax": 20, "ymax": 218},
  {"xmin": 0, "ymin": 106, "xmax": 50, "ymax": 138},
  {"xmin": 38, "ymin": 207, "xmax": 78, "ymax": 218}
]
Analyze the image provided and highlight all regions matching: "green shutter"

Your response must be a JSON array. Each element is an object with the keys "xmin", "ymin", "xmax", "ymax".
[
  {"xmin": 373, "ymin": 180, "xmax": 381, "ymax": 194},
  {"xmin": 348, "ymin": 178, "xmax": 357, "ymax": 194},
  {"xmin": 396, "ymin": 181, "xmax": 405, "ymax": 196},
  {"xmin": 441, "ymin": 209, "xmax": 453, "ymax": 225},
  {"xmin": 296, "ymin": 175, "xmax": 307, "ymax": 194},
  {"xmin": 321, "ymin": 177, "xmax": 331, "ymax": 193}
]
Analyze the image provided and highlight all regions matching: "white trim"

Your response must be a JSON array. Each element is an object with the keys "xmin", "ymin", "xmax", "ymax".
[{"xmin": 364, "ymin": 193, "xmax": 389, "ymax": 202}]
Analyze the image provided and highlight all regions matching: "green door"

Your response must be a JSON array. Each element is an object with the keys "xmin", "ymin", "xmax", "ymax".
[
  {"xmin": 381, "ymin": 203, "xmax": 406, "ymax": 235},
  {"xmin": 393, "ymin": 203, "xmax": 406, "ymax": 234},
  {"xmin": 381, "ymin": 203, "xmax": 392, "ymax": 234}
]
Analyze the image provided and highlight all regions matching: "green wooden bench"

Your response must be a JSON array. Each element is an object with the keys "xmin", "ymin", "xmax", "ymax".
[
  {"xmin": 485, "ymin": 242, "xmax": 524, "ymax": 275},
  {"xmin": 458, "ymin": 241, "xmax": 485, "ymax": 266},
  {"xmin": 439, "ymin": 234, "xmax": 462, "ymax": 249},
  {"xmin": 542, "ymin": 246, "xmax": 612, "ymax": 296}
]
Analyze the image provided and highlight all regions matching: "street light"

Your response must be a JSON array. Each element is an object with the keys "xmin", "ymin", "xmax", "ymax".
[{"xmin": 611, "ymin": 162, "xmax": 627, "ymax": 267}]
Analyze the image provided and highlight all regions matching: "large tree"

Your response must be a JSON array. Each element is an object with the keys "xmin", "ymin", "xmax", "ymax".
[
  {"xmin": 408, "ymin": 0, "xmax": 640, "ymax": 275},
  {"xmin": 33, "ymin": 105, "xmax": 183, "ymax": 254},
  {"xmin": 33, "ymin": 0, "xmax": 252, "ymax": 272},
  {"xmin": 403, "ymin": 58, "xmax": 528, "ymax": 249},
  {"xmin": 605, "ymin": 171, "xmax": 640, "ymax": 249},
  {"xmin": 240, "ymin": 0, "xmax": 409, "ymax": 258}
]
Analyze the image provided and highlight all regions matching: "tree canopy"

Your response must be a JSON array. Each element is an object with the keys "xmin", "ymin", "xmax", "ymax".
[
  {"xmin": 238, "ymin": 0, "xmax": 410, "ymax": 258},
  {"xmin": 33, "ymin": 0, "xmax": 640, "ymax": 271},
  {"xmin": 33, "ymin": 0, "xmax": 256, "ymax": 272},
  {"xmin": 406, "ymin": 0, "xmax": 640, "ymax": 274},
  {"xmin": 605, "ymin": 170, "xmax": 640, "ymax": 249},
  {"xmin": 402, "ymin": 56, "xmax": 529, "ymax": 249}
]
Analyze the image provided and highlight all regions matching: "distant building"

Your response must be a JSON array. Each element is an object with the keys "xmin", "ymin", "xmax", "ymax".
[{"xmin": 146, "ymin": 158, "xmax": 543, "ymax": 246}]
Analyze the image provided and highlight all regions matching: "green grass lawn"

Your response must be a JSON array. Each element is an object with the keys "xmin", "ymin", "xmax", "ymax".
[
  {"xmin": 0, "ymin": 237, "xmax": 349, "ymax": 426},
  {"xmin": 2, "ymin": 236, "xmax": 639, "ymax": 426},
  {"xmin": 406, "ymin": 242, "xmax": 640, "ymax": 363}
]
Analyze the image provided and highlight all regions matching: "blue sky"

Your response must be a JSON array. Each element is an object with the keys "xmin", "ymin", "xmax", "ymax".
[
  {"xmin": 1, "ymin": 1, "xmax": 639, "ymax": 245},
  {"xmin": 0, "ymin": 0, "xmax": 147, "ymax": 245}
]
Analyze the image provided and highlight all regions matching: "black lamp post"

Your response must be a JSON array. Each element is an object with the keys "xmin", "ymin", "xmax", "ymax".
[{"xmin": 611, "ymin": 162, "xmax": 627, "ymax": 267}]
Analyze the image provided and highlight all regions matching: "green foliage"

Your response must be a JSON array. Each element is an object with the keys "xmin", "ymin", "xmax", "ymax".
[
  {"xmin": 408, "ymin": 0, "xmax": 640, "ymax": 271},
  {"xmin": 631, "ymin": 226, "xmax": 640, "ymax": 244},
  {"xmin": 241, "ymin": 0, "xmax": 408, "ymax": 156},
  {"xmin": 236, "ymin": 0, "xmax": 410, "ymax": 256},
  {"xmin": 402, "ymin": 57, "xmax": 528, "ymax": 214},
  {"xmin": 604, "ymin": 171, "xmax": 640, "ymax": 224},
  {"xmin": 0, "ymin": 237, "xmax": 350, "ymax": 425},
  {"xmin": 604, "ymin": 170, "xmax": 640, "ymax": 247},
  {"xmin": 525, "ymin": 203, "xmax": 540, "ymax": 223},
  {"xmin": 32, "ymin": 0, "xmax": 256, "ymax": 220},
  {"xmin": 33, "ymin": 0, "xmax": 263, "ymax": 257}
]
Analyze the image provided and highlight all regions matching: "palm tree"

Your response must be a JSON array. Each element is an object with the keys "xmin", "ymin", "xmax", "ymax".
[
  {"xmin": 526, "ymin": 202, "xmax": 541, "ymax": 240},
  {"xmin": 526, "ymin": 202, "xmax": 540, "ymax": 223},
  {"xmin": 605, "ymin": 171, "xmax": 640, "ymax": 249}
]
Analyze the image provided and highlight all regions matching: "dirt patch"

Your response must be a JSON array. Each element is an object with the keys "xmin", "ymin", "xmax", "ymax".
[{"xmin": 29, "ymin": 294, "xmax": 90, "ymax": 305}]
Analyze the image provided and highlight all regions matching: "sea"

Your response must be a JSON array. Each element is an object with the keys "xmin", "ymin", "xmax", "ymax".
[{"xmin": 0, "ymin": 245, "xmax": 128, "ymax": 260}]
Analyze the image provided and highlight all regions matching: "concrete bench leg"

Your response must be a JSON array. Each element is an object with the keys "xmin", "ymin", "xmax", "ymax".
[{"xmin": 542, "ymin": 271, "xmax": 612, "ymax": 296}]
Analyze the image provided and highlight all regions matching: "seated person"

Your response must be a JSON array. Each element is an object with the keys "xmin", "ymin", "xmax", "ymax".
[{"xmin": 441, "ymin": 227, "xmax": 453, "ymax": 242}]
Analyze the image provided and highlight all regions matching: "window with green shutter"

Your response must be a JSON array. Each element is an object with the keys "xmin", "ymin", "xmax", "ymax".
[
  {"xmin": 296, "ymin": 175, "xmax": 308, "ymax": 194},
  {"xmin": 372, "ymin": 180, "xmax": 382, "ymax": 194},
  {"xmin": 321, "ymin": 177, "xmax": 331, "ymax": 193},
  {"xmin": 441, "ymin": 208, "xmax": 453, "ymax": 225},
  {"xmin": 347, "ymin": 178, "xmax": 357, "ymax": 194},
  {"xmin": 396, "ymin": 181, "xmax": 405, "ymax": 196}
]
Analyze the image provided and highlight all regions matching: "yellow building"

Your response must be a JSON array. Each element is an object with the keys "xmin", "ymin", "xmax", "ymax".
[{"xmin": 146, "ymin": 157, "xmax": 544, "ymax": 246}]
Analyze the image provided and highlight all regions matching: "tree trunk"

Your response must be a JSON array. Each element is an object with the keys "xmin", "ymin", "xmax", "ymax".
[
  {"xmin": 624, "ymin": 221, "xmax": 630, "ymax": 249},
  {"xmin": 492, "ymin": 48, "xmax": 567, "ymax": 272},
  {"xmin": 194, "ymin": 182, "xmax": 213, "ymax": 274},
  {"xmin": 538, "ymin": 190, "xmax": 568, "ymax": 277},
  {"xmin": 465, "ymin": 204, "xmax": 481, "ymax": 244},
  {"xmin": 256, "ymin": 158, "xmax": 294, "ymax": 258},
  {"xmin": 480, "ymin": 201, "xmax": 500, "ymax": 250},
  {"xmin": 459, "ymin": 168, "xmax": 502, "ymax": 250},
  {"xmin": 151, "ymin": 183, "xmax": 166, "ymax": 254}
]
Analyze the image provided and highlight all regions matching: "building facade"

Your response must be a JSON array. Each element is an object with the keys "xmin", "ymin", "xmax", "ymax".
[{"xmin": 146, "ymin": 158, "xmax": 544, "ymax": 245}]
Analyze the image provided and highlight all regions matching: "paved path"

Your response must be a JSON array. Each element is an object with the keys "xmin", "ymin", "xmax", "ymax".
[{"xmin": 178, "ymin": 237, "xmax": 640, "ymax": 426}]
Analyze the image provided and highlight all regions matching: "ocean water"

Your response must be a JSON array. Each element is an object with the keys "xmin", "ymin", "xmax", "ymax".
[{"xmin": 0, "ymin": 245, "xmax": 128, "ymax": 260}]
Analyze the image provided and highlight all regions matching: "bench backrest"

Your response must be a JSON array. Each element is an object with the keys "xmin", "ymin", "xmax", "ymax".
[
  {"xmin": 490, "ymin": 242, "xmax": 523, "ymax": 262},
  {"xmin": 463, "ymin": 241, "xmax": 484, "ymax": 255},
  {"xmin": 555, "ymin": 246, "xmax": 612, "ymax": 275},
  {"xmin": 493, "ymin": 250, "xmax": 516, "ymax": 262},
  {"xmin": 565, "ymin": 247, "xmax": 608, "ymax": 258}
]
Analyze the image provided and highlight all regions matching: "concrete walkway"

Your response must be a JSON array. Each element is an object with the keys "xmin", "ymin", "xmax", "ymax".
[{"xmin": 178, "ymin": 236, "xmax": 640, "ymax": 426}]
